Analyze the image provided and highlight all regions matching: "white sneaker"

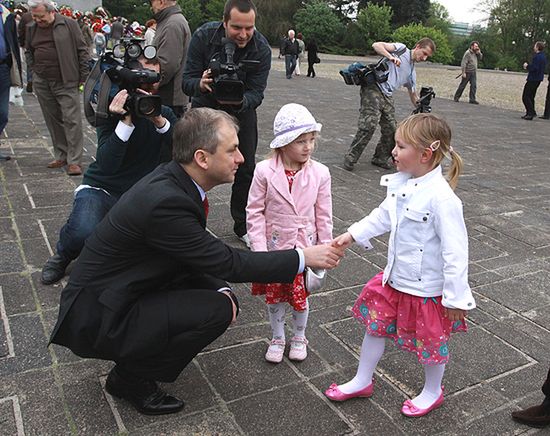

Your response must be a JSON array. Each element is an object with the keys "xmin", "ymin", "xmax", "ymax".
[{"xmin": 239, "ymin": 233, "xmax": 251, "ymax": 248}]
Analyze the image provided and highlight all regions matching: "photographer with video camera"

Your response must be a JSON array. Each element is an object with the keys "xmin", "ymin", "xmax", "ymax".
[
  {"xmin": 40, "ymin": 54, "xmax": 177, "ymax": 285},
  {"xmin": 342, "ymin": 38, "xmax": 435, "ymax": 171},
  {"xmin": 182, "ymin": 0, "xmax": 271, "ymax": 247}
]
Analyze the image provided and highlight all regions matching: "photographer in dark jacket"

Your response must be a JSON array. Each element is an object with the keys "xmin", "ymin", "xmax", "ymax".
[
  {"xmin": 41, "ymin": 57, "xmax": 177, "ymax": 285},
  {"xmin": 182, "ymin": 0, "xmax": 271, "ymax": 247}
]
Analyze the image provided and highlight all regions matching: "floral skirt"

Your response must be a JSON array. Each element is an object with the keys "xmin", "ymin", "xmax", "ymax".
[
  {"xmin": 252, "ymin": 273, "xmax": 309, "ymax": 311},
  {"xmin": 352, "ymin": 272, "xmax": 467, "ymax": 365}
]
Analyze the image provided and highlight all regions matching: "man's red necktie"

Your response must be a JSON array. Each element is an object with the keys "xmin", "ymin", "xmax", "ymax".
[{"xmin": 202, "ymin": 196, "xmax": 209, "ymax": 218}]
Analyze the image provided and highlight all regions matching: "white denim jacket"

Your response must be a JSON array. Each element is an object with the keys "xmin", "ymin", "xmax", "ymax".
[{"xmin": 348, "ymin": 166, "xmax": 476, "ymax": 310}]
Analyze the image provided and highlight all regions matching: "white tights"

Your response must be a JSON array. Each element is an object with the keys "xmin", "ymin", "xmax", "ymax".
[
  {"xmin": 267, "ymin": 301, "xmax": 309, "ymax": 341},
  {"xmin": 338, "ymin": 332, "xmax": 445, "ymax": 409}
]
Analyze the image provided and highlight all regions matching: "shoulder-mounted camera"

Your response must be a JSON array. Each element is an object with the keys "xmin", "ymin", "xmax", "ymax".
[
  {"xmin": 83, "ymin": 38, "xmax": 162, "ymax": 127},
  {"xmin": 208, "ymin": 37, "xmax": 260, "ymax": 106},
  {"xmin": 340, "ymin": 46, "xmax": 407, "ymax": 87}
]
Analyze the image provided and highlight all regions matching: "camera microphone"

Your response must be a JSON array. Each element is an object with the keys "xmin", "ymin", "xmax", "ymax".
[{"xmin": 221, "ymin": 37, "xmax": 236, "ymax": 64}]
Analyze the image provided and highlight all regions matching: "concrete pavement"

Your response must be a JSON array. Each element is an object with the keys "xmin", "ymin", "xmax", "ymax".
[{"xmin": 1, "ymin": 61, "xmax": 549, "ymax": 435}]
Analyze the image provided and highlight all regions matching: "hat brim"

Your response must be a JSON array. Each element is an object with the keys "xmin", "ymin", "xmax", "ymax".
[{"xmin": 270, "ymin": 123, "xmax": 322, "ymax": 149}]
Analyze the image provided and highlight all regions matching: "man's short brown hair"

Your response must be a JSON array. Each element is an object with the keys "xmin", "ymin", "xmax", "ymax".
[
  {"xmin": 173, "ymin": 108, "xmax": 239, "ymax": 164},
  {"xmin": 223, "ymin": 0, "xmax": 257, "ymax": 22},
  {"xmin": 415, "ymin": 37, "xmax": 436, "ymax": 53}
]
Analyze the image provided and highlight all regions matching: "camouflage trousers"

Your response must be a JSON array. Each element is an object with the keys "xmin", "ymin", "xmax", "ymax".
[{"xmin": 345, "ymin": 83, "xmax": 397, "ymax": 163}]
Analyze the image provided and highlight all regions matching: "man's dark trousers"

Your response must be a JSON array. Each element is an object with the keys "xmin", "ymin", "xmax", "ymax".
[
  {"xmin": 285, "ymin": 54, "xmax": 296, "ymax": 79},
  {"xmin": 232, "ymin": 109, "xmax": 257, "ymax": 237},
  {"xmin": 522, "ymin": 80, "xmax": 541, "ymax": 117},
  {"xmin": 454, "ymin": 71, "xmax": 477, "ymax": 102},
  {"xmin": 0, "ymin": 63, "xmax": 10, "ymax": 135}
]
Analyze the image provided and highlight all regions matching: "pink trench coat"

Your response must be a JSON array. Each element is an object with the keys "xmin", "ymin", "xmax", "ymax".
[{"xmin": 246, "ymin": 155, "xmax": 333, "ymax": 252}]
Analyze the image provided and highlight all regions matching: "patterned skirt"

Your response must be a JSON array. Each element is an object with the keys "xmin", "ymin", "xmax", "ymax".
[
  {"xmin": 351, "ymin": 272, "xmax": 467, "ymax": 365},
  {"xmin": 252, "ymin": 273, "xmax": 309, "ymax": 311}
]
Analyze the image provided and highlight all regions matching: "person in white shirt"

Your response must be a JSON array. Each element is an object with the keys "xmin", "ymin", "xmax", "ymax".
[{"xmin": 324, "ymin": 113, "xmax": 476, "ymax": 418}]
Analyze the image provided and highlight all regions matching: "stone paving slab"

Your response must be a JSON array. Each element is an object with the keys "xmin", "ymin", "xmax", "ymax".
[{"xmin": 1, "ymin": 54, "xmax": 550, "ymax": 435}]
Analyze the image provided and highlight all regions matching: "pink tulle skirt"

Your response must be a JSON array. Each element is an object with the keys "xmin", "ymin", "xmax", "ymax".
[{"xmin": 352, "ymin": 272, "xmax": 467, "ymax": 365}]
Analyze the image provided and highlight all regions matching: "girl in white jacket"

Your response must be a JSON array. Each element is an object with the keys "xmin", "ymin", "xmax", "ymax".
[{"xmin": 325, "ymin": 113, "xmax": 475, "ymax": 417}]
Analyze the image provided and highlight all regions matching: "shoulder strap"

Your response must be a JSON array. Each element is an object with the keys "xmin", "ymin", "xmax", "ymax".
[
  {"xmin": 393, "ymin": 46, "xmax": 407, "ymax": 57},
  {"xmin": 83, "ymin": 60, "xmax": 102, "ymax": 127}
]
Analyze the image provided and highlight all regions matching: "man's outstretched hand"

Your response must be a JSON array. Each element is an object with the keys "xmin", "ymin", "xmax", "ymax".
[{"xmin": 302, "ymin": 244, "xmax": 345, "ymax": 269}]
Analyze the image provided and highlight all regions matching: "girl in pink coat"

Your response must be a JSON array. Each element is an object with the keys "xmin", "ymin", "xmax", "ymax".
[{"xmin": 246, "ymin": 103, "xmax": 333, "ymax": 363}]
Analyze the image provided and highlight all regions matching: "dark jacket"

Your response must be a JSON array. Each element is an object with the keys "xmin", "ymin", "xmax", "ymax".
[
  {"xmin": 16, "ymin": 11, "xmax": 32, "ymax": 47},
  {"xmin": 307, "ymin": 40, "xmax": 318, "ymax": 63},
  {"xmin": 153, "ymin": 5, "xmax": 191, "ymax": 107},
  {"xmin": 50, "ymin": 160, "xmax": 299, "ymax": 361},
  {"xmin": 182, "ymin": 21, "xmax": 271, "ymax": 112},
  {"xmin": 26, "ymin": 13, "xmax": 90, "ymax": 85},
  {"xmin": 282, "ymin": 38, "xmax": 299, "ymax": 57},
  {"xmin": 82, "ymin": 106, "xmax": 176, "ymax": 197},
  {"xmin": 110, "ymin": 20, "xmax": 124, "ymax": 40},
  {"xmin": 1, "ymin": 6, "xmax": 22, "ymax": 86},
  {"xmin": 527, "ymin": 51, "xmax": 547, "ymax": 82}
]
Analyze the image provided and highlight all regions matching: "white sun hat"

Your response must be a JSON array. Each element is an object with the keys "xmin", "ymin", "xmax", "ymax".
[{"xmin": 269, "ymin": 103, "xmax": 322, "ymax": 149}]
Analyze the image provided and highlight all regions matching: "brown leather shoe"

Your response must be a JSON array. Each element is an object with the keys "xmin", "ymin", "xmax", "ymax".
[
  {"xmin": 67, "ymin": 164, "xmax": 82, "ymax": 176},
  {"xmin": 511, "ymin": 404, "xmax": 550, "ymax": 428},
  {"xmin": 47, "ymin": 159, "xmax": 67, "ymax": 168}
]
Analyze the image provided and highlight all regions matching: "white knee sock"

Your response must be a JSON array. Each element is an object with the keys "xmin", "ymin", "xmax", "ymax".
[
  {"xmin": 267, "ymin": 303, "xmax": 286, "ymax": 341},
  {"xmin": 292, "ymin": 300, "xmax": 309, "ymax": 338},
  {"xmin": 411, "ymin": 363, "xmax": 445, "ymax": 409},
  {"xmin": 338, "ymin": 333, "xmax": 385, "ymax": 394}
]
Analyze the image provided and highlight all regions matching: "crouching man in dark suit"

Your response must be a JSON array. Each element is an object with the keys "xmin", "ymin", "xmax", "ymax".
[{"xmin": 49, "ymin": 107, "xmax": 344, "ymax": 416}]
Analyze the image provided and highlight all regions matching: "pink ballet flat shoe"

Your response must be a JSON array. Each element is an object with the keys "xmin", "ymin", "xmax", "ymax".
[
  {"xmin": 288, "ymin": 336, "xmax": 308, "ymax": 361},
  {"xmin": 265, "ymin": 339, "xmax": 285, "ymax": 363},
  {"xmin": 324, "ymin": 380, "xmax": 374, "ymax": 402},
  {"xmin": 401, "ymin": 388, "xmax": 445, "ymax": 417}
]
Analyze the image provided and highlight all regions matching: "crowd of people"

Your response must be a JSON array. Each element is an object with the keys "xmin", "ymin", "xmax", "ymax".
[{"xmin": 0, "ymin": 0, "xmax": 549, "ymax": 430}]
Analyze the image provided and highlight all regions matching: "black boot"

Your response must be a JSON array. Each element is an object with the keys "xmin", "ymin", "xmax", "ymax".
[
  {"xmin": 511, "ymin": 403, "xmax": 550, "ymax": 428},
  {"xmin": 105, "ymin": 366, "xmax": 184, "ymax": 415},
  {"xmin": 40, "ymin": 253, "xmax": 71, "ymax": 285}
]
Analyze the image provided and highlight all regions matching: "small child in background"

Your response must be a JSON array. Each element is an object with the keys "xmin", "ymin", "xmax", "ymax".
[
  {"xmin": 246, "ymin": 103, "xmax": 333, "ymax": 363},
  {"xmin": 325, "ymin": 113, "xmax": 475, "ymax": 417}
]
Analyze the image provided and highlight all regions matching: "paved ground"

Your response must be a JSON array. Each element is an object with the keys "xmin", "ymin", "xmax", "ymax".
[{"xmin": 1, "ymin": 58, "xmax": 550, "ymax": 436}]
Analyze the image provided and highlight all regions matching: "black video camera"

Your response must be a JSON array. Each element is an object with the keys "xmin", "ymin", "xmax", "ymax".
[
  {"xmin": 105, "ymin": 39, "xmax": 162, "ymax": 118},
  {"xmin": 340, "ymin": 46, "xmax": 407, "ymax": 86},
  {"xmin": 208, "ymin": 38, "xmax": 260, "ymax": 105},
  {"xmin": 412, "ymin": 86, "xmax": 436, "ymax": 114}
]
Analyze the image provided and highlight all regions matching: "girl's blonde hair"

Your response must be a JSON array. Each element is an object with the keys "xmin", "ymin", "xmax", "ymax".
[{"xmin": 396, "ymin": 113, "xmax": 463, "ymax": 189}]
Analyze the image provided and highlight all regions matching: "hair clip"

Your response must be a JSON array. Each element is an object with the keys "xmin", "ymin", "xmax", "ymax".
[
  {"xmin": 448, "ymin": 146, "xmax": 454, "ymax": 154},
  {"xmin": 429, "ymin": 140, "xmax": 440, "ymax": 152}
]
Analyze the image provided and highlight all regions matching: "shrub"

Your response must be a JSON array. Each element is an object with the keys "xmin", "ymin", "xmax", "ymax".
[{"xmin": 392, "ymin": 23, "xmax": 453, "ymax": 64}]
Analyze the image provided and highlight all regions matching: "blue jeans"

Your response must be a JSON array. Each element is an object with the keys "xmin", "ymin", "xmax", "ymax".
[
  {"xmin": 285, "ymin": 55, "xmax": 296, "ymax": 78},
  {"xmin": 0, "ymin": 63, "xmax": 10, "ymax": 135},
  {"xmin": 57, "ymin": 188, "xmax": 118, "ymax": 260}
]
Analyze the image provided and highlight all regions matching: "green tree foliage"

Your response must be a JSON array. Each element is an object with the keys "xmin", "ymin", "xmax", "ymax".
[
  {"xmin": 361, "ymin": 0, "xmax": 431, "ymax": 27},
  {"xmin": 293, "ymin": 0, "xmax": 345, "ymax": 48},
  {"xmin": 103, "ymin": 0, "xmax": 152, "ymax": 24},
  {"xmin": 178, "ymin": 0, "xmax": 205, "ymax": 32},
  {"xmin": 426, "ymin": 2, "xmax": 452, "ymax": 37},
  {"xmin": 255, "ymin": 0, "xmax": 303, "ymax": 45},
  {"xmin": 339, "ymin": 21, "xmax": 370, "ymax": 55},
  {"xmin": 392, "ymin": 23, "xmax": 453, "ymax": 64},
  {"xmin": 204, "ymin": 0, "xmax": 225, "ymax": 22},
  {"xmin": 357, "ymin": 2, "xmax": 393, "ymax": 49}
]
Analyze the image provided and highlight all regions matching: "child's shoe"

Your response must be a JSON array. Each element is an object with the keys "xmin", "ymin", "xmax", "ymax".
[
  {"xmin": 324, "ymin": 380, "xmax": 374, "ymax": 401},
  {"xmin": 401, "ymin": 388, "xmax": 444, "ymax": 417},
  {"xmin": 288, "ymin": 336, "xmax": 308, "ymax": 361},
  {"xmin": 265, "ymin": 339, "xmax": 285, "ymax": 363}
]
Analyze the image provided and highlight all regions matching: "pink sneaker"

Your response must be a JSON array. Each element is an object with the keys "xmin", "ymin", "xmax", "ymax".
[
  {"xmin": 265, "ymin": 339, "xmax": 285, "ymax": 363},
  {"xmin": 288, "ymin": 336, "xmax": 308, "ymax": 361},
  {"xmin": 324, "ymin": 380, "xmax": 374, "ymax": 402},
  {"xmin": 401, "ymin": 388, "xmax": 444, "ymax": 417}
]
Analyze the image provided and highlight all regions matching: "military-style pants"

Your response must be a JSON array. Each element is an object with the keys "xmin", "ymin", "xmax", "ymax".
[{"xmin": 345, "ymin": 83, "xmax": 396, "ymax": 164}]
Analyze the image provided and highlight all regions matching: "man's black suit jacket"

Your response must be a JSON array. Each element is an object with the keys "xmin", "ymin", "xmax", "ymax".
[{"xmin": 50, "ymin": 160, "xmax": 298, "ymax": 361}]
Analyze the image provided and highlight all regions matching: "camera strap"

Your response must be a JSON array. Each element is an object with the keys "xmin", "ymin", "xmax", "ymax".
[{"xmin": 83, "ymin": 60, "xmax": 115, "ymax": 127}]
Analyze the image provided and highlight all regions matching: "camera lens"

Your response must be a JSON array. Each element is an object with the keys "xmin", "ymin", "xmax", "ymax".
[
  {"xmin": 137, "ymin": 96, "xmax": 157, "ymax": 116},
  {"xmin": 127, "ymin": 43, "xmax": 142, "ymax": 59}
]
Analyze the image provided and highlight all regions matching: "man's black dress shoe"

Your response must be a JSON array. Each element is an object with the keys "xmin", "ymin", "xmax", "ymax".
[
  {"xmin": 511, "ymin": 403, "xmax": 550, "ymax": 428},
  {"xmin": 521, "ymin": 115, "xmax": 534, "ymax": 120},
  {"xmin": 539, "ymin": 116, "xmax": 550, "ymax": 120},
  {"xmin": 105, "ymin": 367, "xmax": 184, "ymax": 415},
  {"xmin": 40, "ymin": 254, "xmax": 71, "ymax": 285}
]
